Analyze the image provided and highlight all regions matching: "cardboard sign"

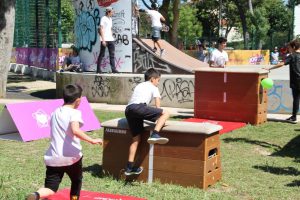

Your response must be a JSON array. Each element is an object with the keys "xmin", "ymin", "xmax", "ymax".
[{"xmin": 0, "ymin": 97, "xmax": 101, "ymax": 142}]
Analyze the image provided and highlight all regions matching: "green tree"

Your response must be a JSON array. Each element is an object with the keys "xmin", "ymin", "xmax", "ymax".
[
  {"xmin": 264, "ymin": 0, "xmax": 291, "ymax": 49},
  {"xmin": 49, "ymin": 0, "xmax": 75, "ymax": 44},
  {"xmin": 195, "ymin": 0, "xmax": 219, "ymax": 43},
  {"xmin": 173, "ymin": 4, "xmax": 202, "ymax": 48}
]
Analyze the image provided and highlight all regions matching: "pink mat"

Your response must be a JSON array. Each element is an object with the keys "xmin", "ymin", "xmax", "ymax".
[
  {"xmin": 48, "ymin": 188, "xmax": 146, "ymax": 200},
  {"xmin": 183, "ymin": 118, "xmax": 246, "ymax": 134}
]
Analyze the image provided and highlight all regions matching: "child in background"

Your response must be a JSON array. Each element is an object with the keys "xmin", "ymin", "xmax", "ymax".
[
  {"xmin": 26, "ymin": 84, "xmax": 102, "ymax": 200},
  {"xmin": 138, "ymin": 3, "xmax": 166, "ymax": 56}
]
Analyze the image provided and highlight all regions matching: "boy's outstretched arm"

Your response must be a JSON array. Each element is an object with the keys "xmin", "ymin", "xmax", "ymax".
[
  {"xmin": 71, "ymin": 121, "xmax": 103, "ymax": 145},
  {"xmin": 263, "ymin": 62, "xmax": 285, "ymax": 71}
]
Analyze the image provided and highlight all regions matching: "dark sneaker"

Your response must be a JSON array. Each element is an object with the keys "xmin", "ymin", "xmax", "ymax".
[
  {"xmin": 286, "ymin": 116, "xmax": 297, "ymax": 123},
  {"xmin": 160, "ymin": 49, "xmax": 165, "ymax": 57},
  {"xmin": 147, "ymin": 132, "xmax": 169, "ymax": 144},
  {"xmin": 152, "ymin": 47, "xmax": 157, "ymax": 53},
  {"xmin": 26, "ymin": 192, "xmax": 39, "ymax": 200},
  {"xmin": 124, "ymin": 166, "xmax": 143, "ymax": 176},
  {"xmin": 112, "ymin": 70, "xmax": 119, "ymax": 73}
]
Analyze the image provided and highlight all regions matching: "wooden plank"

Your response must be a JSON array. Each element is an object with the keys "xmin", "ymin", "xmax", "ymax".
[
  {"xmin": 151, "ymin": 168, "xmax": 222, "ymax": 189},
  {"xmin": 140, "ymin": 155, "xmax": 221, "ymax": 176}
]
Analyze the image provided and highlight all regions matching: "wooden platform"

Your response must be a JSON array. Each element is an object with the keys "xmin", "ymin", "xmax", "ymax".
[
  {"xmin": 194, "ymin": 67, "xmax": 269, "ymax": 125},
  {"xmin": 102, "ymin": 118, "xmax": 223, "ymax": 189}
]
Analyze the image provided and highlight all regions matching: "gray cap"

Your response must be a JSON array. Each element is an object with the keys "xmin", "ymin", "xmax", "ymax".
[{"xmin": 106, "ymin": 6, "xmax": 113, "ymax": 11}]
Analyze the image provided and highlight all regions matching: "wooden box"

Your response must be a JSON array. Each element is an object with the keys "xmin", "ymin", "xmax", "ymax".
[
  {"xmin": 102, "ymin": 118, "xmax": 222, "ymax": 189},
  {"xmin": 194, "ymin": 67, "xmax": 269, "ymax": 125}
]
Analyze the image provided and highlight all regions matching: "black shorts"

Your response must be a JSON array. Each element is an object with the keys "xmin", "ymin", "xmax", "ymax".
[
  {"xmin": 125, "ymin": 103, "xmax": 163, "ymax": 137},
  {"xmin": 45, "ymin": 157, "xmax": 83, "ymax": 196}
]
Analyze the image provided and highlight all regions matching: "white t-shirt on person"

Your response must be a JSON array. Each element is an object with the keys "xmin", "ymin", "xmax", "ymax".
[
  {"xmin": 100, "ymin": 15, "xmax": 114, "ymax": 41},
  {"xmin": 145, "ymin": 10, "xmax": 163, "ymax": 28},
  {"xmin": 210, "ymin": 49, "xmax": 229, "ymax": 67},
  {"xmin": 128, "ymin": 81, "xmax": 161, "ymax": 105},
  {"xmin": 44, "ymin": 106, "xmax": 84, "ymax": 167}
]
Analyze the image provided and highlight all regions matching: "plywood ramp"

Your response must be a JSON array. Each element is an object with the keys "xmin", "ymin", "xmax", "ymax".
[{"xmin": 133, "ymin": 38, "xmax": 208, "ymax": 74}]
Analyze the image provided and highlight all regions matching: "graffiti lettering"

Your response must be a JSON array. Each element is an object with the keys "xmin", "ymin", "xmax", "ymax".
[
  {"xmin": 129, "ymin": 77, "xmax": 142, "ymax": 91},
  {"xmin": 133, "ymin": 48, "xmax": 172, "ymax": 73},
  {"xmin": 161, "ymin": 78, "xmax": 194, "ymax": 103},
  {"xmin": 91, "ymin": 76, "xmax": 110, "ymax": 98},
  {"xmin": 74, "ymin": 9, "xmax": 99, "ymax": 52},
  {"xmin": 114, "ymin": 34, "xmax": 129, "ymax": 46},
  {"xmin": 267, "ymin": 83, "xmax": 291, "ymax": 113}
]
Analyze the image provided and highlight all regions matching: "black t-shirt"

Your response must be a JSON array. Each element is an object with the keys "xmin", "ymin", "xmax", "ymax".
[{"xmin": 285, "ymin": 52, "xmax": 300, "ymax": 89}]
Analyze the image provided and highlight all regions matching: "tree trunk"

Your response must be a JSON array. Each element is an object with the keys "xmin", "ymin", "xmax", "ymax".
[
  {"xmin": 170, "ymin": 0, "xmax": 180, "ymax": 46},
  {"xmin": 235, "ymin": 1, "xmax": 248, "ymax": 49},
  {"xmin": 0, "ymin": 1, "xmax": 16, "ymax": 98}
]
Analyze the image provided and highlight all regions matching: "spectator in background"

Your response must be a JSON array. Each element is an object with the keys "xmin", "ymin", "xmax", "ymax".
[
  {"xmin": 270, "ymin": 46, "xmax": 279, "ymax": 65},
  {"xmin": 61, "ymin": 45, "xmax": 82, "ymax": 72},
  {"xmin": 198, "ymin": 44, "xmax": 208, "ymax": 62},
  {"xmin": 209, "ymin": 37, "xmax": 228, "ymax": 68}
]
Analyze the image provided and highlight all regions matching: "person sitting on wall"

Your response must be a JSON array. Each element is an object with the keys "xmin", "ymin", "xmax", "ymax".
[{"xmin": 61, "ymin": 45, "xmax": 83, "ymax": 72}]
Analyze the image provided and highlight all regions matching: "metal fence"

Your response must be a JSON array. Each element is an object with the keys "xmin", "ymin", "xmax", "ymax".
[
  {"xmin": 14, "ymin": 0, "xmax": 76, "ymax": 48},
  {"xmin": 13, "ymin": 0, "xmax": 75, "ymax": 70}
]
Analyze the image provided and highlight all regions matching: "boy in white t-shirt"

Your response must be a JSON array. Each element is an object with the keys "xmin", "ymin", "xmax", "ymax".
[
  {"xmin": 138, "ymin": 3, "xmax": 166, "ymax": 56},
  {"xmin": 26, "ymin": 84, "xmax": 102, "ymax": 200},
  {"xmin": 209, "ymin": 37, "xmax": 229, "ymax": 68},
  {"xmin": 124, "ymin": 68, "xmax": 169, "ymax": 176},
  {"xmin": 96, "ymin": 6, "xmax": 118, "ymax": 73}
]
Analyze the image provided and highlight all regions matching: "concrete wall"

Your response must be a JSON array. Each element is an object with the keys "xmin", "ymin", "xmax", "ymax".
[
  {"xmin": 56, "ymin": 72, "xmax": 294, "ymax": 114},
  {"xmin": 9, "ymin": 63, "xmax": 294, "ymax": 114},
  {"xmin": 56, "ymin": 72, "xmax": 194, "ymax": 108},
  {"xmin": 9, "ymin": 63, "xmax": 55, "ymax": 81}
]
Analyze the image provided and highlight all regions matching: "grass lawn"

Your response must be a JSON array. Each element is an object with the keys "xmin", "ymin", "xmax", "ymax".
[{"xmin": 0, "ymin": 106, "xmax": 300, "ymax": 199}]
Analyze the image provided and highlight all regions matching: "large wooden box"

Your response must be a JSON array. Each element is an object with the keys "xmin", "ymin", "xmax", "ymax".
[
  {"xmin": 102, "ymin": 118, "xmax": 222, "ymax": 189},
  {"xmin": 194, "ymin": 67, "xmax": 269, "ymax": 125}
]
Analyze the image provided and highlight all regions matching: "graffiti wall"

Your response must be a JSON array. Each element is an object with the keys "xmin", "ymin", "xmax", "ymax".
[
  {"xmin": 98, "ymin": 0, "xmax": 133, "ymax": 72},
  {"xmin": 14, "ymin": 48, "xmax": 58, "ymax": 70},
  {"xmin": 132, "ymin": 41, "xmax": 192, "ymax": 74},
  {"xmin": 73, "ymin": 0, "xmax": 132, "ymax": 72},
  {"xmin": 56, "ymin": 73, "xmax": 195, "ymax": 108},
  {"xmin": 73, "ymin": 0, "xmax": 101, "ymax": 71},
  {"xmin": 267, "ymin": 80, "xmax": 292, "ymax": 114}
]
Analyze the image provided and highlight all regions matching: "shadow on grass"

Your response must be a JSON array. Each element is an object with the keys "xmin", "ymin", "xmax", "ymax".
[
  {"xmin": 253, "ymin": 165, "xmax": 300, "ymax": 187},
  {"xmin": 223, "ymin": 137, "xmax": 281, "ymax": 150},
  {"xmin": 272, "ymin": 135, "xmax": 300, "ymax": 162},
  {"xmin": 83, "ymin": 164, "xmax": 103, "ymax": 178},
  {"xmin": 286, "ymin": 180, "xmax": 300, "ymax": 187},
  {"xmin": 30, "ymin": 89, "xmax": 57, "ymax": 99},
  {"xmin": 253, "ymin": 165, "xmax": 300, "ymax": 176}
]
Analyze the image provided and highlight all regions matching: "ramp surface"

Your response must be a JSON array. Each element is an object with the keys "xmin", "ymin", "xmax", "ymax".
[{"xmin": 133, "ymin": 38, "xmax": 208, "ymax": 74}]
